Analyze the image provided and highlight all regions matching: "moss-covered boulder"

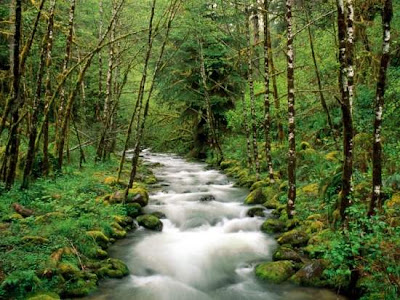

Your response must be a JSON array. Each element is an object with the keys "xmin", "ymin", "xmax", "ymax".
[
  {"xmin": 289, "ymin": 259, "xmax": 327, "ymax": 287},
  {"xmin": 113, "ymin": 215, "xmax": 134, "ymax": 228},
  {"xmin": 127, "ymin": 187, "xmax": 149, "ymax": 207},
  {"xmin": 151, "ymin": 211, "xmax": 166, "ymax": 219},
  {"xmin": 144, "ymin": 175, "xmax": 157, "ymax": 185},
  {"xmin": 250, "ymin": 180, "xmax": 270, "ymax": 192},
  {"xmin": 261, "ymin": 219, "xmax": 286, "ymax": 234},
  {"xmin": 96, "ymin": 258, "xmax": 129, "ymax": 279},
  {"xmin": 58, "ymin": 262, "xmax": 81, "ymax": 278},
  {"xmin": 27, "ymin": 292, "xmax": 60, "ymax": 300},
  {"xmin": 263, "ymin": 197, "xmax": 280, "ymax": 209},
  {"xmin": 277, "ymin": 229, "xmax": 309, "ymax": 247},
  {"xmin": 255, "ymin": 261, "xmax": 295, "ymax": 284},
  {"xmin": 273, "ymin": 246, "xmax": 302, "ymax": 262},
  {"xmin": 87, "ymin": 230, "xmax": 110, "ymax": 249},
  {"xmin": 304, "ymin": 229, "xmax": 334, "ymax": 258},
  {"xmin": 247, "ymin": 207, "xmax": 266, "ymax": 218},
  {"xmin": 125, "ymin": 203, "xmax": 142, "ymax": 218},
  {"xmin": 244, "ymin": 188, "xmax": 267, "ymax": 205},
  {"xmin": 61, "ymin": 272, "xmax": 97, "ymax": 297},
  {"xmin": 137, "ymin": 214, "xmax": 163, "ymax": 231},
  {"xmin": 110, "ymin": 224, "xmax": 127, "ymax": 239}
]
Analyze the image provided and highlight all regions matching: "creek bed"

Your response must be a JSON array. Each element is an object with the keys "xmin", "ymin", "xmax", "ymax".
[{"xmin": 83, "ymin": 151, "xmax": 344, "ymax": 300}]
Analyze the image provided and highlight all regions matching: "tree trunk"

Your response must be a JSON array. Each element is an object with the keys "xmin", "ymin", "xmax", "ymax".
[
  {"xmin": 337, "ymin": 0, "xmax": 354, "ymax": 221},
  {"xmin": 369, "ymin": 0, "xmax": 392, "ymax": 216},
  {"xmin": 286, "ymin": 0, "xmax": 296, "ymax": 219},
  {"xmin": 246, "ymin": 9, "xmax": 260, "ymax": 180},
  {"xmin": 21, "ymin": 0, "xmax": 55, "ymax": 189},
  {"xmin": 2, "ymin": 0, "xmax": 22, "ymax": 189},
  {"xmin": 263, "ymin": 0, "xmax": 274, "ymax": 182}
]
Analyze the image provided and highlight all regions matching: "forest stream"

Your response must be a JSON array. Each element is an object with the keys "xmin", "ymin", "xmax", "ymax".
[{"xmin": 82, "ymin": 150, "xmax": 345, "ymax": 300}]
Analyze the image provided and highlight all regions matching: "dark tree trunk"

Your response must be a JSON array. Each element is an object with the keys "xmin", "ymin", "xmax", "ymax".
[
  {"xmin": 286, "ymin": 0, "xmax": 296, "ymax": 219},
  {"xmin": 369, "ymin": 0, "xmax": 392, "ymax": 216}
]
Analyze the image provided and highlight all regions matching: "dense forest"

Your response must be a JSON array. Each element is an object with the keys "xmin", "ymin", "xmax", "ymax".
[{"xmin": 0, "ymin": 0, "xmax": 399, "ymax": 299}]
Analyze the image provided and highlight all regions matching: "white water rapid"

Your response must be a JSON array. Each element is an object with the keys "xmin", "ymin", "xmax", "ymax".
[{"xmin": 83, "ymin": 151, "xmax": 344, "ymax": 300}]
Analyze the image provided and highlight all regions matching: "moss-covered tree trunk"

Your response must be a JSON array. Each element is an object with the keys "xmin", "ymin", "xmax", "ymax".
[{"xmin": 369, "ymin": 0, "xmax": 393, "ymax": 216}]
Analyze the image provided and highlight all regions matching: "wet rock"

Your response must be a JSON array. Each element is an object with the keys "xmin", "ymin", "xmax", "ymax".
[
  {"xmin": 247, "ymin": 207, "xmax": 265, "ymax": 217},
  {"xmin": 261, "ymin": 219, "xmax": 286, "ymax": 234},
  {"xmin": 244, "ymin": 188, "xmax": 267, "ymax": 205},
  {"xmin": 113, "ymin": 215, "xmax": 134, "ymax": 228},
  {"xmin": 277, "ymin": 229, "xmax": 309, "ymax": 247},
  {"xmin": 199, "ymin": 195, "xmax": 215, "ymax": 202},
  {"xmin": 151, "ymin": 211, "xmax": 166, "ymax": 219},
  {"xmin": 110, "ymin": 190, "xmax": 124, "ymax": 203},
  {"xmin": 95, "ymin": 258, "xmax": 129, "ymax": 279},
  {"xmin": 289, "ymin": 259, "xmax": 327, "ymax": 287},
  {"xmin": 125, "ymin": 203, "xmax": 142, "ymax": 218},
  {"xmin": 137, "ymin": 214, "xmax": 163, "ymax": 231},
  {"xmin": 127, "ymin": 187, "xmax": 149, "ymax": 207},
  {"xmin": 255, "ymin": 260, "xmax": 295, "ymax": 284},
  {"xmin": 110, "ymin": 223, "xmax": 127, "ymax": 239},
  {"xmin": 273, "ymin": 246, "xmax": 302, "ymax": 262}
]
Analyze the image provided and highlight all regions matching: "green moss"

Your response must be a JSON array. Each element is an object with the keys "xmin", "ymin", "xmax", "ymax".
[
  {"xmin": 273, "ymin": 246, "xmax": 302, "ymax": 262},
  {"xmin": 144, "ymin": 175, "xmax": 158, "ymax": 185},
  {"xmin": 255, "ymin": 261, "xmax": 295, "ymax": 284},
  {"xmin": 244, "ymin": 188, "xmax": 267, "ymax": 205},
  {"xmin": 289, "ymin": 259, "xmax": 327, "ymax": 287},
  {"xmin": 127, "ymin": 187, "xmax": 149, "ymax": 207},
  {"xmin": 304, "ymin": 229, "xmax": 334, "ymax": 258},
  {"xmin": 21, "ymin": 236, "xmax": 50, "ymax": 244},
  {"xmin": 220, "ymin": 160, "xmax": 238, "ymax": 170},
  {"xmin": 125, "ymin": 203, "xmax": 142, "ymax": 218},
  {"xmin": 261, "ymin": 219, "xmax": 286, "ymax": 234},
  {"xmin": 250, "ymin": 180, "xmax": 270, "ymax": 191},
  {"xmin": 247, "ymin": 207, "xmax": 265, "ymax": 217},
  {"xmin": 95, "ymin": 258, "xmax": 129, "ymax": 279},
  {"xmin": 27, "ymin": 292, "xmax": 60, "ymax": 300},
  {"xmin": 137, "ymin": 214, "xmax": 163, "ymax": 231},
  {"xmin": 277, "ymin": 229, "xmax": 309, "ymax": 247},
  {"xmin": 263, "ymin": 198, "xmax": 280, "ymax": 209},
  {"xmin": 87, "ymin": 230, "xmax": 110, "ymax": 249}
]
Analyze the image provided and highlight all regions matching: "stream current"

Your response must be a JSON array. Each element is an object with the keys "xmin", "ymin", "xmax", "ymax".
[{"xmin": 84, "ymin": 151, "xmax": 344, "ymax": 300}]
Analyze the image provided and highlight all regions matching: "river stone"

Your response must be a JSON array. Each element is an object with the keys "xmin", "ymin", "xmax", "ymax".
[
  {"xmin": 255, "ymin": 261, "xmax": 295, "ymax": 284},
  {"xmin": 96, "ymin": 258, "xmax": 129, "ymax": 279},
  {"xmin": 261, "ymin": 219, "xmax": 286, "ymax": 234},
  {"xmin": 277, "ymin": 229, "xmax": 309, "ymax": 247},
  {"xmin": 151, "ymin": 211, "xmax": 166, "ymax": 219},
  {"xmin": 289, "ymin": 259, "xmax": 327, "ymax": 287},
  {"xmin": 273, "ymin": 246, "xmax": 302, "ymax": 262},
  {"xmin": 125, "ymin": 203, "xmax": 142, "ymax": 218},
  {"xmin": 137, "ymin": 214, "xmax": 163, "ymax": 231},
  {"xmin": 127, "ymin": 187, "xmax": 149, "ymax": 207},
  {"xmin": 199, "ymin": 195, "xmax": 215, "ymax": 202},
  {"xmin": 247, "ymin": 207, "xmax": 265, "ymax": 217}
]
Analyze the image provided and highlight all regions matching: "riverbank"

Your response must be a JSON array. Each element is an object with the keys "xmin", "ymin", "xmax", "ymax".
[
  {"xmin": 217, "ymin": 155, "xmax": 399, "ymax": 300},
  {"xmin": 0, "ymin": 156, "xmax": 158, "ymax": 299}
]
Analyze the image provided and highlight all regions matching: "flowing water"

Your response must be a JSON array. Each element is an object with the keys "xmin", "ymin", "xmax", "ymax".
[{"xmin": 84, "ymin": 151, "xmax": 344, "ymax": 300}]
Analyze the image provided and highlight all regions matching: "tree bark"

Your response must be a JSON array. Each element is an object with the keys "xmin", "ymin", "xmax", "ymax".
[
  {"xmin": 286, "ymin": 0, "xmax": 296, "ymax": 219},
  {"xmin": 369, "ymin": 0, "xmax": 392, "ymax": 216},
  {"xmin": 263, "ymin": 0, "xmax": 274, "ymax": 182},
  {"xmin": 337, "ymin": 0, "xmax": 354, "ymax": 221},
  {"xmin": 246, "ymin": 9, "xmax": 260, "ymax": 180}
]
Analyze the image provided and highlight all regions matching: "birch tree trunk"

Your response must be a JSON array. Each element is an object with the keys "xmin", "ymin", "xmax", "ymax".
[
  {"xmin": 263, "ymin": 0, "xmax": 274, "ymax": 182},
  {"xmin": 369, "ymin": 0, "xmax": 393, "ymax": 216},
  {"xmin": 246, "ymin": 9, "xmax": 260, "ymax": 180},
  {"xmin": 286, "ymin": 0, "xmax": 296, "ymax": 219}
]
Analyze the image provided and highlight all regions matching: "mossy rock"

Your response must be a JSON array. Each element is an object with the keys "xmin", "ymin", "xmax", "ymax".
[
  {"xmin": 144, "ymin": 175, "xmax": 157, "ymax": 185},
  {"xmin": 58, "ymin": 262, "xmax": 81, "ymax": 278},
  {"xmin": 96, "ymin": 258, "xmax": 129, "ymax": 279},
  {"xmin": 137, "ymin": 214, "xmax": 163, "ymax": 231},
  {"xmin": 104, "ymin": 176, "xmax": 118, "ymax": 185},
  {"xmin": 22, "ymin": 236, "xmax": 49, "ymax": 244},
  {"xmin": 304, "ymin": 220, "xmax": 325, "ymax": 234},
  {"xmin": 247, "ymin": 207, "xmax": 266, "ymax": 218},
  {"xmin": 263, "ymin": 198, "xmax": 280, "ymax": 209},
  {"xmin": 62, "ymin": 273, "xmax": 97, "ymax": 297},
  {"xmin": 250, "ymin": 180, "xmax": 270, "ymax": 192},
  {"xmin": 127, "ymin": 187, "xmax": 149, "ymax": 207},
  {"xmin": 261, "ymin": 219, "xmax": 286, "ymax": 234},
  {"xmin": 109, "ymin": 190, "xmax": 125, "ymax": 203},
  {"xmin": 113, "ymin": 215, "xmax": 134, "ymax": 228},
  {"xmin": 5, "ymin": 213, "xmax": 23, "ymax": 222},
  {"xmin": 110, "ymin": 226, "xmax": 127, "ymax": 239},
  {"xmin": 300, "ymin": 141, "xmax": 312, "ymax": 150},
  {"xmin": 125, "ymin": 203, "xmax": 142, "ymax": 218},
  {"xmin": 27, "ymin": 292, "xmax": 60, "ymax": 300},
  {"xmin": 94, "ymin": 248, "xmax": 108, "ymax": 259},
  {"xmin": 151, "ymin": 211, "xmax": 167, "ymax": 219},
  {"xmin": 244, "ymin": 188, "xmax": 267, "ymax": 205},
  {"xmin": 87, "ymin": 230, "xmax": 110, "ymax": 249},
  {"xmin": 220, "ymin": 160, "xmax": 237, "ymax": 170},
  {"xmin": 304, "ymin": 229, "xmax": 334, "ymax": 258},
  {"xmin": 273, "ymin": 246, "xmax": 302, "ymax": 262},
  {"xmin": 225, "ymin": 166, "xmax": 241, "ymax": 177},
  {"xmin": 289, "ymin": 259, "xmax": 327, "ymax": 287},
  {"xmin": 255, "ymin": 261, "xmax": 295, "ymax": 284},
  {"xmin": 277, "ymin": 229, "xmax": 309, "ymax": 247}
]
